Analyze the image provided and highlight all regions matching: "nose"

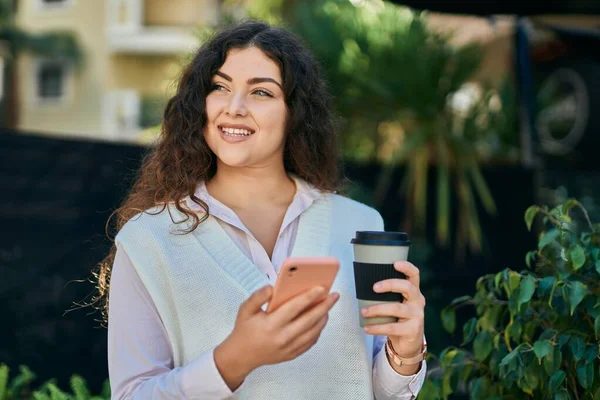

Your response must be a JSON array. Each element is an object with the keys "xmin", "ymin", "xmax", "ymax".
[{"xmin": 225, "ymin": 93, "xmax": 248, "ymax": 117}]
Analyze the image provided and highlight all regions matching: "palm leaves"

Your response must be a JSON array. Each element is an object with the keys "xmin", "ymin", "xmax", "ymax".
[
  {"xmin": 225, "ymin": 0, "xmax": 506, "ymax": 254},
  {"xmin": 288, "ymin": 1, "xmax": 499, "ymax": 254}
]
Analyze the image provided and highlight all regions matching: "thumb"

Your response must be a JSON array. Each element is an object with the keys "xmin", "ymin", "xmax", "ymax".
[{"xmin": 239, "ymin": 285, "xmax": 273, "ymax": 318}]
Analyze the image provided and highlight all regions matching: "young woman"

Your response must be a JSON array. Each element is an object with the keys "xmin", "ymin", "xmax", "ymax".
[{"xmin": 100, "ymin": 20, "xmax": 427, "ymax": 399}]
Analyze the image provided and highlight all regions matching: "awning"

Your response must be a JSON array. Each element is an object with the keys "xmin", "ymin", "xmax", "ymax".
[{"xmin": 385, "ymin": 1, "xmax": 600, "ymax": 16}]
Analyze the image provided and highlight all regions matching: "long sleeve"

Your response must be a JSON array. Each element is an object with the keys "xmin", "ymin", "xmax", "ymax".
[
  {"xmin": 371, "ymin": 335, "xmax": 427, "ymax": 399},
  {"xmin": 107, "ymin": 245, "xmax": 240, "ymax": 399}
]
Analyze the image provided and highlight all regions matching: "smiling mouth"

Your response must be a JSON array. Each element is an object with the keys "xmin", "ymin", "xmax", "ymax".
[{"xmin": 219, "ymin": 126, "xmax": 255, "ymax": 137}]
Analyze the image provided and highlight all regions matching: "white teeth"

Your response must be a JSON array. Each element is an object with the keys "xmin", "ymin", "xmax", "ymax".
[{"xmin": 221, "ymin": 127, "xmax": 252, "ymax": 136}]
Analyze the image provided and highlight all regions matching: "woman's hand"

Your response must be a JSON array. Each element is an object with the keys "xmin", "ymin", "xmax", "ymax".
[
  {"xmin": 361, "ymin": 261, "xmax": 426, "ymax": 375},
  {"xmin": 214, "ymin": 285, "xmax": 340, "ymax": 391}
]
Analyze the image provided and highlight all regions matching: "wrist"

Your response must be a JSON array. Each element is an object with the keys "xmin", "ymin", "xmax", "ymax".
[
  {"xmin": 385, "ymin": 348, "xmax": 421, "ymax": 376},
  {"xmin": 385, "ymin": 337, "xmax": 426, "ymax": 376},
  {"xmin": 214, "ymin": 337, "xmax": 255, "ymax": 391}
]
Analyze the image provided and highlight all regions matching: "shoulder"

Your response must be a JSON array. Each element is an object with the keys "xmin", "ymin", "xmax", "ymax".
[
  {"xmin": 115, "ymin": 203, "xmax": 199, "ymax": 245},
  {"xmin": 325, "ymin": 193, "xmax": 384, "ymax": 230}
]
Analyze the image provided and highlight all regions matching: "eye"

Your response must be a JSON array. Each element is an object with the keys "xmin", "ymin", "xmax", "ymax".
[
  {"xmin": 211, "ymin": 83, "xmax": 227, "ymax": 92},
  {"xmin": 253, "ymin": 89, "xmax": 273, "ymax": 98}
]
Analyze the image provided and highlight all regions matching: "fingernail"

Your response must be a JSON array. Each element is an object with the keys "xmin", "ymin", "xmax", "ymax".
[
  {"xmin": 363, "ymin": 326, "xmax": 371, "ymax": 333},
  {"xmin": 373, "ymin": 283, "xmax": 382, "ymax": 291},
  {"xmin": 361, "ymin": 308, "xmax": 368, "ymax": 316},
  {"xmin": 314, "ymin": 287, "xmax": 325, "ymax": 295}
]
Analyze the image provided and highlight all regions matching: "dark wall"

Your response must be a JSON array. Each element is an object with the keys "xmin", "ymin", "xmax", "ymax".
[
  {"xmin": 1, "ymin": 131, "xmax": 536, "ymax": 391},
  {"xmin": 1, "ymin": 131, "xmax": 147, "ymax": 392}
]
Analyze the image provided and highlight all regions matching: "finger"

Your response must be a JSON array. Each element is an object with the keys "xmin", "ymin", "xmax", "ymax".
[
  {"xmin": 363, "ymin": 319, "xmax": 420, "ymax": 337},
  {"xmin": 362, "ymin": 302, "xmax": 423, "ymax": 321},
  {"xmin": 374, "ymin": 278, "xmax": 423, "ymax": 305},
  {"xmin": 288, "ymin": 314, "xmax": 329, "ymax": 355},
  {"xmin": 393, "ymin": 261, "xmax": 420, "ymax": 288},
  {"xmin": 281, "ymin": 292, "xmax": 339, "ymax": 338},
  {"xmin": 273, "ymin": 286, "xmax": 327, "ymax": 324},
  {"xmin": 239, "ymin": 285, "xmax": 273, "ymax": 318}
]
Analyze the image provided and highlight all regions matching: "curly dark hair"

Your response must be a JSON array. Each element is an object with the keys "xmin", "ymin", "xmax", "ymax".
[{"xmin": 91, "ymin": 20, "xmax": 342, "ymax": 323}]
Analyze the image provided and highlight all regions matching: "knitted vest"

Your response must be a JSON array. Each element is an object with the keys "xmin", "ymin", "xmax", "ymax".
[{"xmin": 116, "ymin": 193, "xmax": 385, "ymax": 399}]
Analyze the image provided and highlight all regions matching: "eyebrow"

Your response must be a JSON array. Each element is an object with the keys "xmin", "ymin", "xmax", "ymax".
[{"xmin": 215, "ymin": 71, "xmax": 283, "ymax": 91}]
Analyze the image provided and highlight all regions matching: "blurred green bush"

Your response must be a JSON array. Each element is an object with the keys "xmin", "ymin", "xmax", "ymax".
[
  {"xmin": 419, "ymin": 198, "xmax": 600, "ymax": 399},
  {"xmin": 0, "ymin": 364, "xmax": 109, "ymax": 400}
]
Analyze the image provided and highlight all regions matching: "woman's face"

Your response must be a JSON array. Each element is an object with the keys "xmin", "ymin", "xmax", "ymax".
[{"xmin": 204, "ymin": 46, "xmax": 288, "ymax": 170}]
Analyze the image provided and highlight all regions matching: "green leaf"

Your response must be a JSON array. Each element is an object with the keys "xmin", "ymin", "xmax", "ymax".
[
  {"xmin": 595, "ymin": 315, "xmax": 600, "ymax": 339},
  {"xmin": 0, "ymin": 364, "xmax": 8, "ymax": 400},
  {"xmin": 441, "ymin": 307, "xmax": 456, "ymax": 334},
  {"xmin": 570, "ymin": 244, "xmax": 586, "ymax": 270},
  {"xmin": 576, "ymin": 361, "xmax": 594, "ymax": 389},
  {"xmin": 533, "ymin": 340, "xmax": 553, "ymax": 362},
  {"xmin": 525, "ymin": 205, "xmax": 540, "ymax": 231},
  {"xmin": 507, "ymin": 319, "xmax": 522, "ymax": 343},
  {"xmin": 570, "ymin": 336, "xmax": 585, "ymax": 361},
  {"xmin": 47, "ymin": 383, "xmax": 68, "ymax": 400},
  {"xmin": 555, "ymin": 389, "xmax": 572, "ymax": 400},
  {"xmin": 449, "ymin": 295, "xmax": 472, "ymax": 306},
  {"xmin": 538, "ymin": 276, "xmax": 557, "ymax": 297},
  {"xmin": 508, "ymin": 271, "xmax": 521, "ymax": 293},
  {"xmin": 473, "ymin": 330, "xmax": 493, "ymax": 362},
  {"xmin": 561, "ymin": 198, "xmax": 580, "ymax": 214},
  {"xmin": 586, "ymin": 297, "xmax": 600, "ymax": 318},
  {"xmin": 499, "ymin": 347, "xmax": 519, "ymax": 369},
  {"xmin": 594, "ymin": 386, "xmax": 600, "ymax": 400},
  {"xmin": 417, "ymin": 379, "xmax": 440, "ymax": 400},
  {"xmin": 442, "ymin": 370, "xmax": 453, "ymax": 398},
  {"xmin": 462, "ymin": 317, "xmax": 477, "ymax": 345},
  {"xmin": 558, "ymin": 334, "xmax": 570, "ymax": 348},
  {"xmin": 568, "ymin": 281, "xmax": 588, "ymax": 315},
  {"xmin": 539, "ymin": 229, "xmax": 559, "ymax": 250},
  {"xmin": 470, "ymin": 376, "xmax": 488, "ymax": 399},
  {"xmin": 518, "ymin": 275, "xmax": 536, "ymax": 311},
  {"xmin": 440, "ymin": 348, "xmax": 458, "ymax": 369},
  {"xmin": 525, "ymin": 251, "xmax": 536, "ymax": 268},
  {"xmin": 549, "ymin": 280, "xmax": 562, "ymax": 308},
  {"xmin": 544, "ymin": 347, "xmax": 562, "ymax": 376},
  {"xmin": 70, "ymin": 375, "xmax": 90, "ymax": 400},
  {"xmin": 558, "ymin": 214, "xmax": 572, "ymax": 224},
  {"xmin": 549, "ymin": 370, "xmax": 565, "ymax": 394},
  {"xmin": 595, "ymin": 260, "xmax": 600, "ymax": 275},
  {"xmin": 523, "ymin": 359, "xmax": 541, "ymax": 390},
  {"xmin": 493, "ymin": 333, "xmax": 502, "ymax": 349},
  {"xmin": 494, "ymin": 272, "xmax": 503, "ymax": 291},
  {"xmin": 584, "ymin": 345, "xmax": 599, "ymax": 362}
]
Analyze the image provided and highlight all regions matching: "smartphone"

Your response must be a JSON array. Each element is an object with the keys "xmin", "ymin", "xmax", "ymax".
[{"xmin": 266, "ymin": 256, "xmax": 340, "ymax": 313}]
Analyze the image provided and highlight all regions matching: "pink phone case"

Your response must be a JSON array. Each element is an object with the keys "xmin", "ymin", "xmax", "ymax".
[{"xmin": 266, "ymin": 256, "xmax": 340, "ymax": 313}]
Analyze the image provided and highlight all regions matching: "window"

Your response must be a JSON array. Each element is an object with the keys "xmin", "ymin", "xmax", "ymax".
[
  {"xmin": 34, "ymin": 60, "xmax": 70, "ymax": 103},
  {"xmin": 36, "ymin": 0, "xmax": 75, "ymax": 10}
]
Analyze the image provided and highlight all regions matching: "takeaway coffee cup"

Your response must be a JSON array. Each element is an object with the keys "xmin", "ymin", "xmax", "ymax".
[{"xmin": 351, "ymin": 231, "xmax": 411, "ymax": 327}]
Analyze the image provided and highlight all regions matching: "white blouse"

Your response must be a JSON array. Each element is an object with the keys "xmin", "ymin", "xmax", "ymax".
[{"xmin": 107, "ymin": 177, "xmax": 426, "ymax": 398}]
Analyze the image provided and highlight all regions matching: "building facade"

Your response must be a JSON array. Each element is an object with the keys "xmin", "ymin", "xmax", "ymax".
[{"xmin": 16, "ymin": 0, "xmax": 219, "ymax": 142}]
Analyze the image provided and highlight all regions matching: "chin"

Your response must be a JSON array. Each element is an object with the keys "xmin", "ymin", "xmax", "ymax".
[{"xmin": 213, "ymin": 150, "xmax": 253, "ymax": 169}]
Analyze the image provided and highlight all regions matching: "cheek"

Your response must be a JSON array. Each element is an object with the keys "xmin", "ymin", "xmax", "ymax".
[
  {"xmin": 259, "ymin": 104, "xmax": 288, "ymax": 139},
  {"xmin": 205, "ymin": 96, "xmax": 220, "ymax": 123}
]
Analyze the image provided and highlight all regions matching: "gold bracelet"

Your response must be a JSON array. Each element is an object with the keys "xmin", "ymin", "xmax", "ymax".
[{"xmin": 385, "ymin": 337, "xmax": 427, "ymax": 367}]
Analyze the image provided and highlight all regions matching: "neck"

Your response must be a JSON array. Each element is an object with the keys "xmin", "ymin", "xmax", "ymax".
[{"xmin": 206, "ymin": 161, "xmax": 296, "ymax": 210}]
